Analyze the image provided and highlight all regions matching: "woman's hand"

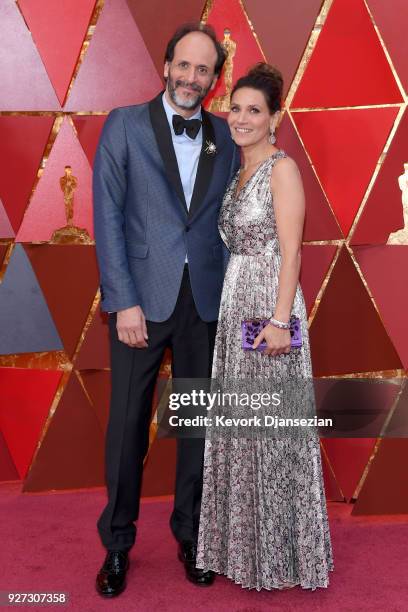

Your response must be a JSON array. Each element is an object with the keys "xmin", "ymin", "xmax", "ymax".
[{"xmin": 253, "ymin": 323, "xmax": 291, "ymax": 356}]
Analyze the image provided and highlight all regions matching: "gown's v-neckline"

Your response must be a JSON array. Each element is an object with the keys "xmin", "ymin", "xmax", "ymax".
[{"xmin": 234, "ymin": 150, "xmax": 283, "ymax": 199}]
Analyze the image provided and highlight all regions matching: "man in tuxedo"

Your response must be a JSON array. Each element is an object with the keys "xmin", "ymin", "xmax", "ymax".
[{"xmin": 93, "ymin": 23, "xmax": 239, "ymax": 597}]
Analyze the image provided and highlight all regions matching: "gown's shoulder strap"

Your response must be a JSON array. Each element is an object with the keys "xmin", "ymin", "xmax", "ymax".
[{"xmin": 270, "ymin": 149, "xmax": 288, "ymax": 165}]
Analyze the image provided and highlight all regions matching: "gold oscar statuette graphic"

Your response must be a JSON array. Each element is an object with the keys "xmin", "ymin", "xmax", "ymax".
[
  {"xmin": 51, "ymin": 165, "xmax": 92, "ymax": 244},
  {"xmin": 387, "ymin": 163, "xmax": 408, "ymax": 245},
  {"xmin": 201, "ymin": 0, "xmax": 214, "ymax": 23},
  {"xmin": 208, "ymin": 28, "xmax": 237, "ymax": 113}
]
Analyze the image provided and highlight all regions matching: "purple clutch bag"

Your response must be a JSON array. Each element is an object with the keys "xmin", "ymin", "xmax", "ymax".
[{"xmin": 241, "ymin": 315, "xmax": 302, "ymax": 351}]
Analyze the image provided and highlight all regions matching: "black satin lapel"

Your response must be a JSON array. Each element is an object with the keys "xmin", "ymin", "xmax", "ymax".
[
  {"xmin": 188, "ymin": 109, "xmax": 216, "ymax": 220},
  {"xmin": 148, "ymin": 94, "xmax": 188, "ymax": 213}
]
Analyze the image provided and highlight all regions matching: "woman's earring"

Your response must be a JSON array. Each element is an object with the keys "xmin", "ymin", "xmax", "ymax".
[{"xmin": 269, "ymin": 129, "xmax": 276, "ymax": 144}]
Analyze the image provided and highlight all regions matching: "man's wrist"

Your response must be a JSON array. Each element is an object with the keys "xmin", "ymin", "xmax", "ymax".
[{"xmin": 117, "ymin": 304, "xmax": 140, "ymax": 314}]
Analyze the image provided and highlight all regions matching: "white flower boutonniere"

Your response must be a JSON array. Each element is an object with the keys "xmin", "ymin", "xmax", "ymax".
[{"xmin": 205, "ymin": 140, "xmax": 217, "ymax": 155}]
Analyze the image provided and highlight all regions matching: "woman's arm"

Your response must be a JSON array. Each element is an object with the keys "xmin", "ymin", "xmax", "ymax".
[
  {"xmin": 270, "ymin": 156, "xmax": 305, "ymax": 323},
  {"xmin": 253, "ymin": 156, "xmax": 305, "ymax": 356}
]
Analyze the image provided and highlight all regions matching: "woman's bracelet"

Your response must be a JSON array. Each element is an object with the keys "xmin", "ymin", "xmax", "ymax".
[{"xmin": 269, "ymin": 316, "xmax": 290, "ymax": 330}]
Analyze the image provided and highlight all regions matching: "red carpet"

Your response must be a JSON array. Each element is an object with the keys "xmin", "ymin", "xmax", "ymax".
[{"xmin": 1, "ymin": 482, "xmax": 407, "ymax": 611}]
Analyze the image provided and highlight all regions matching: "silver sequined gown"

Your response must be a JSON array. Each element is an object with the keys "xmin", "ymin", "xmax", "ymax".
[{"xmin": 196, "ymin": 150, "xmax": 334, "ymax": 591}]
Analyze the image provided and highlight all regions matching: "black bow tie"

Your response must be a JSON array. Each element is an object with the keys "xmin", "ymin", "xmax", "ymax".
[{"xmin": 172, "ymin": 114, "xmax": 202, "ymax": 139}]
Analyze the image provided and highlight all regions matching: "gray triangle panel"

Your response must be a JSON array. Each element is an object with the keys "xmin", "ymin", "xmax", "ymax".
[{"xmin": 0, "ymin": 245, "xmax": 63, "ymax": 354}]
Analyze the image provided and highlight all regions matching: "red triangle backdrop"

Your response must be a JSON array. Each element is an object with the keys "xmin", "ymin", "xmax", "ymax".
[
  {"xmin": 352, "ymin": 439, "xmax": 408, "ymax": 514},
  {"xmin": 292, "ymin": 108, "xmax": 399, "ymax": 236},
  {"xmin": 353, "ymin": 246, "xmax": 408, "ymax": 369},
  {"xmin": 277, "ymin": 114, "xmax": 341, "ymax": 240},
  {"xmin": 17, "ymin": 0, "xmax": 96, "ymax": 105},
  {"xmin": 126, "ymin": 0, "xmax": 206, "ymax": 77},
  {"xmin": 299, "ymin": 245, "xmax": 337, "ymax": 316},
  {"xmin": 0, "ymin": 0, "xmax": 407, "ymax": 512},
  {"xmin": 244, "ymin": 0, "xmax": 323, "ymax": 98},
  {"xmin": 309, "ymin": 247, "xmax": 402, "ymax": 375},
  {"xmin": 367, "ymin": 0, "xmax": 408, "ymax": 95},
  {"xmin": 0, "ymin": 368, "xmax": 62, "ymax": 478},
  {"xmin": 0, "ymin": 117, "xmax": 54, "ymax": 233},
  {"xmin": 351, "ymin": 109, "xmax": 408, "ymax": 245},
  {"xmin": 24, "ymin": 373, "xmax": 104, "ymax": 491},
  {"xmin": 204, "ymin": 0, "xmax": 264, "ymax": 109},
  {"xmin": 0, "ymin": 0, "xmax": 60, "ymax": 110},
  {"xmin": 64, "ymin": 0, "xmax": 162, "ymax": 111},
  {"xmin": 72, "ymin": 116, "xmax": 108, "ymax": 167},
  {"xmin": 16, "ymin": 117, "xmax": 94, "ymax": 242},
  {"xmin": 291, "ymin": 0, "xmax": 402, "ymax": 108}
]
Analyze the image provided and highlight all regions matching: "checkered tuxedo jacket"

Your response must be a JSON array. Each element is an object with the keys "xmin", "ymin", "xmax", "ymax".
[{"xmin": 93, "ymin": 92, "xmax": 239, "ymax": 321}]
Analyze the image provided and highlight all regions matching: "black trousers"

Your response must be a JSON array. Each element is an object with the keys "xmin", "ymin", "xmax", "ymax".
[{"xmin": 97, "ymin": 265, "xmax": 217, "ymax": 551}]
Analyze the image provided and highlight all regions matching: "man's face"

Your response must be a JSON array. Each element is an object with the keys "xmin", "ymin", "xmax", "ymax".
[{"xmin": 164, "ymin": 31, "xmax": 218, "ymax": 112}]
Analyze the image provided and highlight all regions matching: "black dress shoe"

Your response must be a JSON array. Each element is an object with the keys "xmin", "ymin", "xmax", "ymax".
[
  {"xmin": 178, "ymin": 541, "xmax": 215, "ymax": 587},
  {"xmin": 96, "ymin": 550, "xmax": 129, "ymax": 597}
]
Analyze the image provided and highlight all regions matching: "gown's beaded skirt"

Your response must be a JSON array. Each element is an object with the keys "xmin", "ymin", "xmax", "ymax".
[{"xmin": 196, "ymin": 151, "xmax": 334, "ymax": 591}]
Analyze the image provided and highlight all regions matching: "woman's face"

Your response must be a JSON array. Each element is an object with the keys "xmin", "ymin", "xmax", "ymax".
[{"xmin": 228, "ymin": 87, "xmax": 277, "ymax": 148}]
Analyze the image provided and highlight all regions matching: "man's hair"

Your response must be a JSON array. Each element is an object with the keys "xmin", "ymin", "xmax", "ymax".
[{"xmin": 164, "ymin": 22, "xmax": 227, "ymax": 77}]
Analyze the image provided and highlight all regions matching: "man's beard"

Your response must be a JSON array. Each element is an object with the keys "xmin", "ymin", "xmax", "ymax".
[{"xmin": 167, "ymin": 70, "xmax": 211, "ymax": 111}]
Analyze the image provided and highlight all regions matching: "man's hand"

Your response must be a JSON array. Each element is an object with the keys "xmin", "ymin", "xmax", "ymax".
[{"xmin": 116, "ymin": 305, "xmax": 148, "ymax": 348}]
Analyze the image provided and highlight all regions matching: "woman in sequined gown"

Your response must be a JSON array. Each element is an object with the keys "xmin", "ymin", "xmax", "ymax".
[{"xmin": 196, "ymin": 64, "xmax": 334, "ymax": 591}]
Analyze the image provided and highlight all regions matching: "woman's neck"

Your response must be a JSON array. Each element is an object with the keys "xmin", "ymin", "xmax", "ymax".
[{"xmin": 241, "ymin": 141, "xmax": 277, "ymax": 171}]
